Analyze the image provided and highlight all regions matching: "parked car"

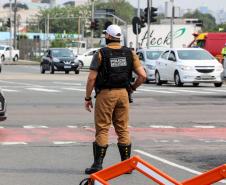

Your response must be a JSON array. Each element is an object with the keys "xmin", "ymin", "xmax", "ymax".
[
  {"xmin": 0, "ymin": 90, "xmax": 6, "ymax": 121},
  {"xmin": 136, "ymin": 48, "xmax": 166, "ymax": 82},
  {"xmin": 40, "ymin": 48, "xmax": 81, "ymax": 74},
  {"xmin": 75, "ymin": 48, "xmax": 100, "ymax": 69},
  {"xmin": 0, "ymin": 45, "xmax": 19, "ymax": 62},
  {"xmin": 155, "ymin": 48, "xmax": 224, "ymax": 87}
]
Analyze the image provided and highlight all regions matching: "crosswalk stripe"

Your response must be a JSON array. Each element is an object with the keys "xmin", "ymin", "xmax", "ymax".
[
  {"xmin": 53, "ymin": 82, "xmax": 82, "ymax": 86},
  {"xmin": 138, "ymin": 88, "xmax": 176, "ymax": 94},
  {"xmin": 23, "ymin": 125, "xmax": 48, "ymax": 129},
  {"xmin": 193, "ymin": 125, "xmax": 216, "ymax": 128},
  {"xmin": 1, "ymin": 142, "xmax": 27, "ymax": 145},
  {"xmin": 62, "ymin": 87, "xmax": 85, "ymax": 91},
  {"xmin": 27, "ymin": 88, "xmax": 61, "ymax": 92},
  {"xmin": 2, "ymin": 89, "xmax": 19, "ymax": 92},
  {"xmin": 171, "ymin": 89, "xmax": 216, "ymax": 94}
]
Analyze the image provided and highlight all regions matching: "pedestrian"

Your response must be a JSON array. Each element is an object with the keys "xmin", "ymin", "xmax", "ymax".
[
  {"xmin": 84, "ymin": 24, "xmax": 146, "ymax": 174},
  {"xmin": 221, "ymin": 43, "xmax": 226, "ymax": 58}
]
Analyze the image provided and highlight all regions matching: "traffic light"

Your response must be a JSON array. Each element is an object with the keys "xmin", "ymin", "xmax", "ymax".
[
  {"xmin": 140, "ymin": 16, "xmax": 146, "ymax": 28},
  {"xmin": 104, "ymin": 21, "xmax": 112, "ymax": 30},
  {"xmin": 195, "ymin": 20, "xmax": 203, "ymax": 27},
  {"xmin": 94, "ymin": 19, "xmax": 99, "ymax": 30},
  {"xmin": 6, "ymin": 18, "xmax": 11, "ymax": 27},
  {"xmin": 151, "ymin": 7, "xmax": 158, "ymax": 23},
  {"xmin": 144, "ymin": 7, "xmax": 148, "ymax": 23}
]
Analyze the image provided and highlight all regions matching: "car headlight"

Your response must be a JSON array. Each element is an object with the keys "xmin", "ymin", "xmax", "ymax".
[
  {"xmin": 181, "ymin": 65, "xmax": 193, "ymax": 70},
  {"xmin": 53, "ymin": 58, "xmax": 60, "ymax": 62},
  {"xmin": 146, "ymin": 64, "xmax": 154, "ymax": 70}
]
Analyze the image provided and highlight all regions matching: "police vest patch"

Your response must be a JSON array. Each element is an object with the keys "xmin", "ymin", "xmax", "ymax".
[{"xmin": 110, "ymin": 57, "xmax": 127, "ymax": 67}]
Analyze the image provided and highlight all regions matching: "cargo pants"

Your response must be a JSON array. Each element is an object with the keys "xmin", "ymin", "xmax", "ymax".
[{"xmin": 94, "ymin": 88, "xmax": 130, "ymax": 146}]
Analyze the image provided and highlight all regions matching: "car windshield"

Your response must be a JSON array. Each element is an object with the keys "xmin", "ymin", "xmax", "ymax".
[
  {"xmin": 177, "ymin": 50, "xmax": 215, "ymax": 60},
  {"xmin": 146, "ymin": 51, "xmax": 163, "ymax": 60},
  {"xmin": 0, "ymin": 46, "xmax": 5, "ymax": 50},
  {"xmin": 52, "ymin": 49, "xmax": 74, "ymax": 58}
]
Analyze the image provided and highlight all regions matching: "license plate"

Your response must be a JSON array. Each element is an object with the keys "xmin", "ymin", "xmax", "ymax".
[
  {"xmin": 201, "ymin": 75, "xmax": 213, "ymax": 80},
  {"xmin": 64, "ymin": 66, "xmax": 71, "ymax": 69}
]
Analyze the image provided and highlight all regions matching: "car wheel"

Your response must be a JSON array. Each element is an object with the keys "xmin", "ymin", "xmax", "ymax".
[
  {"xmin": 50, "ymin": 64, "xmax": 54, "ymax": 74},
  {"xmin": 214, "ymin": 82, "xmax": 223, "ymax": 87},
  {"xmin": 40, "ymin": 65, "xmax": 45, "ymax": 74},
  {"xmin": 1, "ymin": 55, "xmax": 5, "ymax": 62},
  {"xmin": 75, "ymin": 70, "xmax": 80, "ymax": 74},
  {"xmin": 13, "ymin": 55, "xmax": 18, "ymax": 62},
  {"xmin": 0, "ymin": 67, "xmax": 1, "ymax": 73},
  {"xmin": 78, "ymin": 61, "xmax": 83, "ymax": 69},
  {"xmin": 174, "ymin": 72, "xmax": 183, "ymax": 87},
  {"xmin": 65, "ymin": 71, "xmax": 69, "ymax": 74},
  {"xmin": 155, "ymin": 71, "xmax": 162, "ymax": 86},
  {"xmin": 193, "ymin": 83, "xmax": 199, "ymax": 87}
]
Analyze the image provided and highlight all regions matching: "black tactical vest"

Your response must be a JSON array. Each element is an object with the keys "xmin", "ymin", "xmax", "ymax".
[{"xmin": 95, "ymin": 46, "xmax": 133, "ymax": 89}]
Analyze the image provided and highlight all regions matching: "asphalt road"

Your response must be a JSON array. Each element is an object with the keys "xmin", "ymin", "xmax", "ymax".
[{"xmin": 0, "ymin": 65, "xmax": 226, "ymax": 185}]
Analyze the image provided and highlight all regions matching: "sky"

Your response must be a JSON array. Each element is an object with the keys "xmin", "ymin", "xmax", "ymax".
[
  {"xmin": 0, "ymin": 0, "xmax": 225, "ymax": 12},
  {"xmin": 129, "ymin": 0, "xmax": 225, "ymax": 11}
]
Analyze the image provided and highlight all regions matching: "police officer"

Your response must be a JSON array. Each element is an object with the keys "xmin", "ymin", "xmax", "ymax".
[
  {"xmin": 222, "ymin": 43, "xmax": 226, "ymax": 57},
  {"xmin": 84, "ymin": 24, "xmax": 146, "ymax": 174}
]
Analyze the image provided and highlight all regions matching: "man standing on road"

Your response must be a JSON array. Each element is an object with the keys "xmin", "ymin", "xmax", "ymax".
[{"xmin": 84, "ymin": 24, "xmax": 146, "ymax": 174}]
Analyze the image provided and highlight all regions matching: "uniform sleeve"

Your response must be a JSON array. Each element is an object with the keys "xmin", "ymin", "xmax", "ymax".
[
  {"xmin": 131, "ymin": 50, "xmax": 142, "ymax": 70},
  {"xmin": 89, "ymin": 51, "xmax": 102, "ymax": 71}
]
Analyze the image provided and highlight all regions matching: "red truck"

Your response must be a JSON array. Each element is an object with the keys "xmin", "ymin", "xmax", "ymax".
[{"xmin": 188, "ymin": 32, "xmax": 226, "ymax": 63}]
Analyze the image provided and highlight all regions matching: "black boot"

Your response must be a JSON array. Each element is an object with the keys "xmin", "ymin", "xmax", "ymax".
[
  {"xmin": 118, "ymin": 143, "xmax": 132, "ymax": 174},
  {"xmin": 117, "ymin": 143, "xmax": 131, "ymax": 161},
  {"xmin": 85, "ymin": 142, "xmax": 108, "ymax": 174}
]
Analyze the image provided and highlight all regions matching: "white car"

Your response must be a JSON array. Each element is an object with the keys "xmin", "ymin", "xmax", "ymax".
[
  {"xmin": 136, "ymin": 48, "xmax": 166, "ymax": 82},
  {"xmin": 0, "ymin": 45, "xmax": 19, "ymax": 62},
  {"xmin": 155, "ymin": 48, "xmax": 224, "ymax": 87},
  {"xmin": 75, "ymin": 48, "xmax": 100, "ymax": 69}
]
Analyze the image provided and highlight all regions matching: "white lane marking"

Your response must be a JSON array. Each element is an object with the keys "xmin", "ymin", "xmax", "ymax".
[
  {"xmin": 67, "ymin": 125, "xmax": 78, "ymax": 128},
  {"xmin": 171, "ymin": 89, "xmax": 215, "ymax": 94},
  {"xmin": 53, "ymin": 141, "xmax": 77, "ymax": 145},
  {"xmin": 138, "ymin": 88, "xmax": 176, "ymax": 94},
  {"xmin": 1, "ymin": 142, "xmax": 27, "ymax": 145},
  {"xmin": 0, "ymin": 80, "xmax": 42, "ymax": 87},
  {"xmin": 192, "ymin": 125, "xmax": 216, "ymax": 128},
  {"xmin": 62, "ymin": 87, "xmax": 85, "ymax": 92},
  {"xmin": 150, "ymin": 125, "xmax": 175, "ymax": 128},
  {"xmin": 136, "ymin": 162, "xmax": 175, "ymax": 185},
  {"xmin": 0, "ymin": 126, "xmax": 4, "ymax": 129},
  {"xmin": 134, "ymin": 149, "xmax": 226, "ymax": 183},
  {"xmin": 23, "ymin": 125, "xmax": 48, "ymax": 129},
  {"xmin": 2, "ymin": 89, "xmax": 19, "ymax": 92},
  {"xmin": 53, "ymin": 82, "xmax": 82, "ymax": 86},
  {"xmin": 27, "ymin": 88, "xmax": 61, "ymax": 92}
]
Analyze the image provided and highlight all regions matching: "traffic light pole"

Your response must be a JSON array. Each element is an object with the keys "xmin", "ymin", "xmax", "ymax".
[
  {"xmin": 146, "ymin": 0, "xmax": 152, "ymax": 49},
  {"xmin": 9, "ymin": 0, "xmax": 12, "ymax": 62},
  {"xmin": 170, "ymin": 0, "xmax": 174, "ymax": 48},
  {"xmin": 91, "ymin": 0, "xmax": 94, "ymax": 48}
]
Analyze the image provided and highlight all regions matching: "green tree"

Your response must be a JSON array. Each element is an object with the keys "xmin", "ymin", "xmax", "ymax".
[{"xmin": 183, "ymin": 10, "xmax": 217, "ymax": 32}]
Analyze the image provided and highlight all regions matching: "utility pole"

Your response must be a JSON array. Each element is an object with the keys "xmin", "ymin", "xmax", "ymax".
[
  {"xmin": 13, "ymin": 0, "xmax": 17, "ymax": 49},
  {"xmin": 147, "ymin": 0, "xmax": 152, "ymax": 49},
  {"xmin": 170, "ymin": 0, "xmax": 174, "ymax": 48},
  {"xmin": 9, "ymin": 0, "xmax": 12, "ymax": 61}
]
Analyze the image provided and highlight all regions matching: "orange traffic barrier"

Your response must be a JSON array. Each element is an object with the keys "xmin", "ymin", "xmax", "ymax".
[{"xmin": 85, "ymin": 155, "xmax": 226, "ymax": 185}]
